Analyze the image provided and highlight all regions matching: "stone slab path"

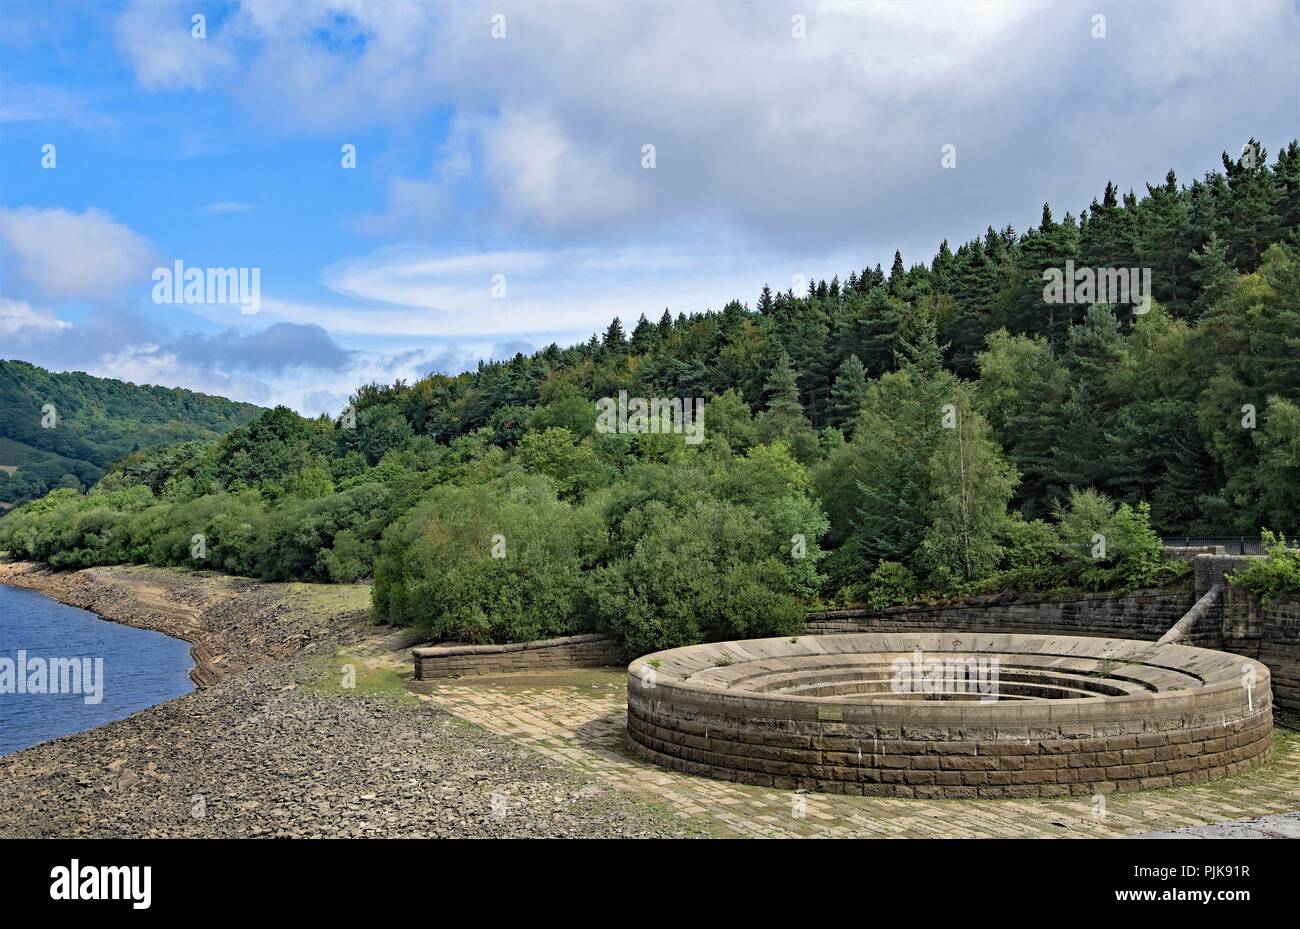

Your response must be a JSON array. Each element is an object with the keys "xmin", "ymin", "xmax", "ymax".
[{"xmin": 419, "ymin": 669, "xmax": 1300, "ymax": 838}]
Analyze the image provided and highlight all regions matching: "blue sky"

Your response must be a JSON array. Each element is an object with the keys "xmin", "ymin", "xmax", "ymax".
[{"xmin": 1, "ymin": 0, "xmax": 1297, "ymax": 415}]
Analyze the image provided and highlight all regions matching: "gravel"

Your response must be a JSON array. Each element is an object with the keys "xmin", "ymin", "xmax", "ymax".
[{"xmin": 0, "ymin": 562, "xmax": 689, "ymax": 838}]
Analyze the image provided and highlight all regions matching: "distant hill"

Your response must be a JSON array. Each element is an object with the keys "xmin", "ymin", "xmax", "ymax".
[{"xmin": 0, "ymin": 360, "xmax": 263, "ymax": 506}]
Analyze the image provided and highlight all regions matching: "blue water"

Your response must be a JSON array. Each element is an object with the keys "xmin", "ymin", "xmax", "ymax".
[{"xmin": 0, "ymin": 584, "xmax": 195, "ymax": 755}]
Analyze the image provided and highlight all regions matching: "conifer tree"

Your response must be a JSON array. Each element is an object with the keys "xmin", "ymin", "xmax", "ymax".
[
  {"xmin": 630, "ymin": 313, "xmax": 658, "ymax": 351},
  {"xmin": 829, "ymin": 354, "xmax": 870, "ymax": 432},
  {"xmin": 888, "ymin": 250, "xmax": 907, "ymax": 297},
  {"xmin": 1189, "ymin": 233, "xmax": 1237, "ymax": 313},
  {"xmin": 756, "ymin": 351, "xmax": 818, "ymax": 461},
  {"xmin": 602, "ymin": 317, "xmax": 626, "ymax": 353}
]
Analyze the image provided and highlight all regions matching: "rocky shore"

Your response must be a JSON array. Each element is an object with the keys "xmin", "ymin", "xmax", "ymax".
[{"xmin": 0, "ymin": 562, "xmax": 687, "ymax": 837}]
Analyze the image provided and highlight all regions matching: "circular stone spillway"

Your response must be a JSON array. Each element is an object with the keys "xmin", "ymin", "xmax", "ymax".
[{"xmin": 626, "ymin": 633, "xmax": 1273, "ymax": 798}]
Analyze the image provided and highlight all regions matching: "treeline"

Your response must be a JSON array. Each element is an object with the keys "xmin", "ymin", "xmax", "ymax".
[
  {"xmin": 1, "ymin": 141, "xmax": 1297, "ymax": 654},
  {"xmin": 0, "ymin": 361, "xmax": 263, "ymax": 504}
]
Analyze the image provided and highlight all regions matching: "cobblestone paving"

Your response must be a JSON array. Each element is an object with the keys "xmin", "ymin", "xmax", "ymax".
[{"xmin": 419, "ymin": 669, "xmax": 1300, "ymax": 838}]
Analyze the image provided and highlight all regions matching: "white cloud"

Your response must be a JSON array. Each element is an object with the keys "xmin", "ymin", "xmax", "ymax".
[
  {"xmin": 0, "ymin": 83, "xmax": 114, "ymax": 129},
  {"xmin": 0, "ymin": 207, "xmax": 155, "ymax": 302},
  {"xmin": 73, "ymin": 338, "xmax": 489, "ymax": 416},
  {"xmin": 114, "ymin": 0, "xmax": 237, "ymax": 91},
  {"xmin": 476, "ymin": 108, "xmax": 646, "ymax": 233},
  {"xmin": 204, "ymin": 243, "xmax": 859, "ymax": 340},
  {"xmin": 0, "ymin": 298, "xmax": 71, "ymax": 336},
  {"xmin": 107, "ymin": 0, "xmax": 1298, "ymax": 254}
]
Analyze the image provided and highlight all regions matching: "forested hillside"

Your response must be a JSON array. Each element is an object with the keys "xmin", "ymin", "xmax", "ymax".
[
  {"xmin": 0, "ymin": 361, "xmax": 263, "ymax": 506},
  {"xmin": 2, "ymin": 141, "xmax": 1297, "ymax": 654}
]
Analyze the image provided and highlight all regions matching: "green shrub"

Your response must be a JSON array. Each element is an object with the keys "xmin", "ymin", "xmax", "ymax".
[
  {"xmin": 1055, "ymin": 491, "xmax": 1179, "ymax": 591},
  {"xmin": 584, "ymin": 497, "xmax": 803, "ymax": 658},
  {"xmin": 865, "ymin": 561, "xmax": 919, "ymax": 609},
  {"xmin": 1228, "ymin": 530, "xmax": 1300, "ymax": 606},
  {"xmin": 372, "ymin": 476, "xmax": 599, "ymax": 643},
  {"xmin": 1001, "ymin": 515, "xmax": 1060, "ymax": 570}
]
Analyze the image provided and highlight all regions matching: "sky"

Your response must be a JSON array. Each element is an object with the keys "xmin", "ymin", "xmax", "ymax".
[{"xmin": 1, "ymin": 0, "xmax": 1297, "ymax": 417}]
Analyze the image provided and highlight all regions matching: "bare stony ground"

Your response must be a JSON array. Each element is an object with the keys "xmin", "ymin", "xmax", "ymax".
[{"xmin": 0, "ymin": 561, "xmax": 691, "ymax": 837}]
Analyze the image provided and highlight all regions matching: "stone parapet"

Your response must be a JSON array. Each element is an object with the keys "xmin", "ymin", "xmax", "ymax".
[{"xmin": 413, "ymin": 633, "xmax": 623, "ymax": 679}]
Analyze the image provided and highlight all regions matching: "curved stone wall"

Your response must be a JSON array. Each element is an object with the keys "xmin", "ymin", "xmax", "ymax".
[{"xmin": 627, "ymin": 633, "xmax": 1273, "ymax": 798}]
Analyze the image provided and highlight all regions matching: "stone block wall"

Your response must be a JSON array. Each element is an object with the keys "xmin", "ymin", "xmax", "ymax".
[
  {"xmin": 1188, "ymin": 554, "xmax": 1300, "ymax": 710},
  {"xmin": 1194, "ymin": 554, "xmax": 1249, "ymax": 599},
  {"xmin": 413, "ymin": 633, "xmax": 623, "ymax": 679},
  {"xmin": 1222, "ymin": 588, "xmax": 1300, "ymax": 712},
  {"xmin": 1162, "ymin": 544, "xmax": 1227, "ymax": 562},
  {"xmin": 807, "ymin": 588, "xmax": 1195, "ymax": 643},
  {"xmin": 805, "ymin": 570, "xmax": 1300, "ymax": 711}
]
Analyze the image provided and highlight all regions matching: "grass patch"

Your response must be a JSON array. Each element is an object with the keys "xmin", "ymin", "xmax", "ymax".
[
  {"xmin": 300, "ymin": 649, "xmax": 417, "ymax": 703},
  {"xmin": 283, "ymin": 582, "xmax": 373, "ymax": 621}
]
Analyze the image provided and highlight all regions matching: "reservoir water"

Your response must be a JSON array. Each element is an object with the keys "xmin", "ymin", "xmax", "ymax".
[{"xmin": 0, "ymin": 584, "xmax": 194, "ymax": 755}]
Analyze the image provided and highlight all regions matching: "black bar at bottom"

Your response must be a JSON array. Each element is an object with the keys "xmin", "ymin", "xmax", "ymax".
[{"xmin": 0, "ymin": 838, "xmax": 1284, "ymax": 917}]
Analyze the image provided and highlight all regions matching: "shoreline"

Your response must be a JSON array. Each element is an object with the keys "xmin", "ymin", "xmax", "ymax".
[
  {"xmin": 1, "ymin": 562, "xmax": 213, "ymax": 688},
  {"xmin": 0, "ymin": 560, "xmax": 372, "ymax": 687},
  {"xmin": 0, "ymin": 560, "xmax": 687, "ymax": 838}
]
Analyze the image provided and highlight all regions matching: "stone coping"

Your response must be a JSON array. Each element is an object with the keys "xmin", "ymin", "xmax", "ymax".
[{"xmin": 413, "ymin": 632, "xmax": 613, "ymax": 658}]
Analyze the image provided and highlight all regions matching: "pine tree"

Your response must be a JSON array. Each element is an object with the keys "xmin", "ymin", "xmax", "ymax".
[
  {"xmin": 630, "ymin": 313, "xmax": 658, "ymax": 352},
  {"xmin": 1137, "ymin": 169, "xmax": 1193, "ymax": 315},
  {"xmin": 602, "ymin": 317, "xmax": 626, "ymax": 353},
  {"xmin": 847, "ymin": 288, "xmax": 906, "ymax": 374},
  {"xmin": 762, "ymin": 350, "xmax": 802, "ymax": 412},
  {"xmin": 931, "ymin": 239, "xmax": 956, "ymax": 292},
  {"xmin": 1222, "ymin": 139, "xmax": 1282, "ymax": 270},
  {"xmin": 1274, "ymin": 141, "xmax": 1300, "ymax": 232},
  {"xmin": 756, "ymin": 351, "xmax": 818, "ymax": 461},
  {"xmin": 888, "ymin": 250, "xmax": 907, "ymax": 297},
  {"xmin": 829, "ymin": 354, "xmax": 870, "ymax": 432},
  {"xmin": 1189, "ymin": 233, "xmax": 1236, "ymax": 314}
]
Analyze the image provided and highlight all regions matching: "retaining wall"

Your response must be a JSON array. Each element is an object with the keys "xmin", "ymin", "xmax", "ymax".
[
  {"xmin": 1190, "ymin": 554, "xmax": 1300, "ymax": 711},
  {"xmin": 807, "ymin": 588, "xmax": 1195, "ymax": 642},
  {"xmin": 807, "ymin": 567, "xmax": 1300, "ymax": 711},
  {"xmin": 413, "ymin": 633, "xmax": 623, "ymax": 679}
]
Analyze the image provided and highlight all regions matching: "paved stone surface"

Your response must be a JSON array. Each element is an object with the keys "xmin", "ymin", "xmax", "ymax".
[{"xmin": 420, "ymin": 669, "xmax": 1300, "ymax": 838}]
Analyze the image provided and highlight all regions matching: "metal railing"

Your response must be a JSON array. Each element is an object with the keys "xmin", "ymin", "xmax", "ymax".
[{"xmin": 1162, "ymin": 535, "xmax": 1297, "ymax": 556}]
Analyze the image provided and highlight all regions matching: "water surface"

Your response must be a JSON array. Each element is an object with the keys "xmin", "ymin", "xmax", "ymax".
[{"xmin": 0, "ymin": 584, "xmax": 194, "ymax": 755}]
